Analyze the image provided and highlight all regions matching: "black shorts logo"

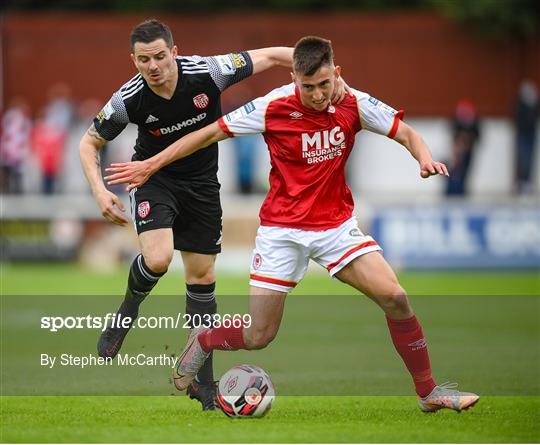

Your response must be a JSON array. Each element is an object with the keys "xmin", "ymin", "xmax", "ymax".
[{"xmin": 137, "ymin": 201, "xmax": 150, "ymax": 218}]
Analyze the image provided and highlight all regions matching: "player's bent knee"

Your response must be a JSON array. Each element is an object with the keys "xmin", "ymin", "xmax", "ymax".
[
  {"xmin": 143, "ymin": 254, "xmax": 172, "ymax": 274},
  {"xmin": 187, "ymin": 269, "xmax": 216, "ymax": 285},
  {"xmin": 374, "ymin": 283, "xmax": 405, "ymax": 305},
  {"xmin": 389, "ymin": 284, "xmax": 407, "ymax": 298},
  {"xmin": 379, "ymin": 286, "xmax": 412, "ymax": 316}
]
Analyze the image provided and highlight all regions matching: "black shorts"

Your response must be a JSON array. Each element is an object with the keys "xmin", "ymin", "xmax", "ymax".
[{"xmin": 129, "ymin": 171, "xmax": 222, "ymax": 254}]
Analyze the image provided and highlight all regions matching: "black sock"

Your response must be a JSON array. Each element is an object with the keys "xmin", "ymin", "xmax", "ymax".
[
  {"xmin": 117, "ymin": 254, "xmax": 165, "ymax": 322},
  {"xmin": 186, "ymin": 282, "xmax": 217, "ymax": 384}
]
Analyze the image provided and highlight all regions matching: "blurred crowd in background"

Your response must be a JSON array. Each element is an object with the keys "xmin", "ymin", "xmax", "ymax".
[
  {"xmin": 445, "ymin": 79, "xmax": 539, "ymax": 196},
  {"xmin": 0, "ymin": 84, "xmax": 120, "ymax": 195},
  {"xmin": 1, "ymin": 79, "xmax": 538, "ymax": 197}
]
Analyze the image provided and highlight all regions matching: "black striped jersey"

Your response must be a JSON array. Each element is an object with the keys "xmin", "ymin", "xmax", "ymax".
[{"xmin": 93, "ymin": 52, "xmax": 254, "ymax": 178}]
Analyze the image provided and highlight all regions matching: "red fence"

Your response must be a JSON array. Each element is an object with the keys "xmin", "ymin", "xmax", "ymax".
[{"xmin": 2, "ymin": 11, "xmax": 539, "ymax": 116}]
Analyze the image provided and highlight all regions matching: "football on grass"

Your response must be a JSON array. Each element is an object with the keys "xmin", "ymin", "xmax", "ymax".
[{"xmin": 217, "ymin": 364, "xmax": 275, "ymax": 417}]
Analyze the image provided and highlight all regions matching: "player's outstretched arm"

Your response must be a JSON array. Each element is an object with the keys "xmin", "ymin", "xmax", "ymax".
[
  {"xmin": 248, "ymin": 47, "xmax": 294, "ymax": 74},
  {"xmin": 105, "ymin": 122, "xmax": 229, "ymax": 191},
  {"xmin": 393, "ymin": 121, "xmax": 449, "ymax": 178},
  {"xmin": 79, "ymin": 125, "xmax": 128, "ymax": 225}
]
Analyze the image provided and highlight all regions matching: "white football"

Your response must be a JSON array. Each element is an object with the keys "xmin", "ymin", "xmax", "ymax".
[{"xmin": 217, "ymin": 364, "xmax": 275, "ymax": 417}]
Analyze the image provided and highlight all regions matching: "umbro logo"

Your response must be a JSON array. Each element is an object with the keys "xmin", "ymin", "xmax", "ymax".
[
  {"xmin": 408, "ymin": 338, "xmax": 427, "ymax": 351},
  {"xmin": 145, "ymin": 114, "xmax": 159, "ymax": 123},
  {"xmin": 289, "ymin": 111, "xmax": 303, "ymax": 119}
]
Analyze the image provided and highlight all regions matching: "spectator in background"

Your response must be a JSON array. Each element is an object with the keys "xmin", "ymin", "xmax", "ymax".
[
  {"xmin": 0, "ymin": 97, "xmax": 32, "ymax": 194},
  {"xmin": 30, "ymin": 83, "xmax": 76, "ymax": 194},
  {"xmin": 234, "ymin": 131, "xmax": 260, "ymax": 194},
  {"xmin": 514, "ymin": 79, "xmax": 539, "ymax": 195},
  {"xmin": 445, "ymin": 99, "xmax": 480, "ymax": 196},
  {"xmin": 44, "ymin": 83, "xmax": 76, "ymax": 134},
  {"xmin": 31, "ymin": 108, "xmax": 66, "ymax": 194}
]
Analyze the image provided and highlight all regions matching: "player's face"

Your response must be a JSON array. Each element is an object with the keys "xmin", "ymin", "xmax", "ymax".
[
  {"xmin": 292, "ymin": 64, "xmax": 341, "ymax": 111},
  {"xmin": 131, "ymin": 39, "xmax": 178, "ymax": 88}
]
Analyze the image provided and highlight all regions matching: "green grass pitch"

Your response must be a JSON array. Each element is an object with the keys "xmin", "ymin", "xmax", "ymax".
[{"xmin": 1, "ymin": 263, "xmax": 539, "ymax": 443}]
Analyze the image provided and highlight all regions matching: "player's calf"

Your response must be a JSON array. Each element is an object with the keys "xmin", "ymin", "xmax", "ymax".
[
  {"xmin": 243, "ymin": 325, "xmax": 278, "ymax": 350},
  {"xmin": 97, "ymin": 254, "xmax": 164, "ymax": 359},
  {"xmin": 184, "ymin": 282, "xmax": 218, "ymax": 407}
]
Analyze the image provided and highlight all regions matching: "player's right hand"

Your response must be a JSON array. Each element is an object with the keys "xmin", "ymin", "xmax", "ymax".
[
  {"xmin": 96, "ymin": 189, "xmax": 128, "ymax": 226},
  {"xmin": 104, "ymin": 161, "xmax": 153, "ymax": 192}
]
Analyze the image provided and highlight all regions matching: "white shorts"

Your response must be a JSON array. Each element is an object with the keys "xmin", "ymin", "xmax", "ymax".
[{"xmin": 249, "ymin": 217, "xmax": 382, "ymax": 293}]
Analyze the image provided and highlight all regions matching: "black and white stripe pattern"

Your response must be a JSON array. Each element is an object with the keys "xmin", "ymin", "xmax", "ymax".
[
  {"xmin": 120, "ymin": 74, "xmax": 144, "ymax": 100},
  {"xmin": 129, "ymin": 187, "xmax": 138, "ymax": 230},
  {"xmin": 204, "ymin": 52, "xmax": 253, "ymax": 92},
  {"xmin": 179, "ymin": 56, "xmax": 209, "ymax": 75},
  {"xmin": 136, "ymin": 254, "xmax": 161, "ymax": 282},
  {"xmin": 186, "ymin": 288, "xmax": 215, "ymax": 303}
]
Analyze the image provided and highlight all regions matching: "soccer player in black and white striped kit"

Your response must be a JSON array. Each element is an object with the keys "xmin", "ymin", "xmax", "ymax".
[{"xmin": 79, "ymin": 19, "xmax": 306, "ymax": 410}]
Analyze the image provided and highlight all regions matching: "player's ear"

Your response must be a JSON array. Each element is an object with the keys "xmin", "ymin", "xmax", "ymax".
[
  {"xmin": 334, "ymin": 65, "xmax": 341, "ymax": 78},
  {"xmin": 171, "ymin": 45, "xmax": 178, "ymax": 58},
  {"xmin": 290, "ymin": 72, "xmax": 296, "ymax": 84},
  {"xmin": 130, "ymin": 53, "xmax": 137, "ymax": 67}
]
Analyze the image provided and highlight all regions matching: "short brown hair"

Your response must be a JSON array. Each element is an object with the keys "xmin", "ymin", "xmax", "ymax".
[
  {"xmin": 293, "ymin": 36, "xmax": 334, "ymax": 76},
  {"xmin": 130, "ymin": 19, "xmax": 174, "ymax": 50}
]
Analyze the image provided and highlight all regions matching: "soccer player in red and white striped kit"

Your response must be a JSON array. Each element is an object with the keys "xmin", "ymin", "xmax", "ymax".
[{"xmin": 105, "ymin": 36, "xmax": 479, "ymax": 412}]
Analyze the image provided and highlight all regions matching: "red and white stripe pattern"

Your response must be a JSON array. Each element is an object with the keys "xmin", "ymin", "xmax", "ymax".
[
  {"xmin": 326, "ymin": 238, "xmax": 381, "ymax": 276},
  {"xmin": 249, "ymin": 274, "xmax": 298, "ymax": 293}
]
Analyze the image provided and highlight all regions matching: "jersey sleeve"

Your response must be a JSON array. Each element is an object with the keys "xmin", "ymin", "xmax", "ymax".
[
  {"xmin": 93, "ymin": 91, "xmax": 129, "ymax": 141},
  {"xmin": 353, "ymin": 89, "xmax": 404, "ymax": 138},
  {"xmin": 218, "ymin": 84, "xmax": 294, "ymax": 137},
  {"xmin": 218, "ymin": 98, "xmax": 265, "ymax": 137},
  {"xmin": 204, "ymin": 52, "xmax": 254, "ymax": 92}
]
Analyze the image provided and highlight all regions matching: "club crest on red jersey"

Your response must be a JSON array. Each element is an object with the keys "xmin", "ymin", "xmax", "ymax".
[
  {"xmin": 138, "ymin": 201, "xmax": 150, "ymax": 218},
  {"xmin": 193, "ymin": 94, "xmax": 209, "ymax": 109}
]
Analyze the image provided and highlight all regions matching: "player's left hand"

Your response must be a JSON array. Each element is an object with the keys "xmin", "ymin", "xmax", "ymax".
[
  {"xmin": 104, "ymin": 161, "xmax": 153, "ymax": 191},
  {"xmin": 331, "ymin": 76, "xmax": 352, "ymax": 104},
  {"xmin": 420, "ymin": 160, "xmax": 449, "ymax": 178}
]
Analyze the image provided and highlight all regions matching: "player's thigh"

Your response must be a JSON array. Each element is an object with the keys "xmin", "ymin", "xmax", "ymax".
[
  {"xmin": 249, "ymin": 226, "xmax": 309, "ymax": 293},
  {"xmin": 311, "ymin": 217, "xmax": 381, "ymax": 276},
  {"xmin": 129, "ymin": 175, "xmax": 178, "ymax": 234},
  {"xmin": 138, "ymin": 228, "xmax": 174, "ymax": 272},
  {"xmin": 180, "ymin": 251, "xmax": 216, "ymax": 284},
  {"xmin": 335, "ymin": 251, "xmax": 403, "ymax": 298},
  {"xmin": 172, "ymin": 179, "xmax": 222, "ymax": 255}
]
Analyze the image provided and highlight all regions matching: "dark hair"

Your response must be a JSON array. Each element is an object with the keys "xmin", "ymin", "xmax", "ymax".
[
  {"xmin": 130, "ymin": 19, "xmax": 174, "ymax": 50},
  {"xmin": 293, "ymin": 36, "xmax": 334, "ymax": 76}
]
